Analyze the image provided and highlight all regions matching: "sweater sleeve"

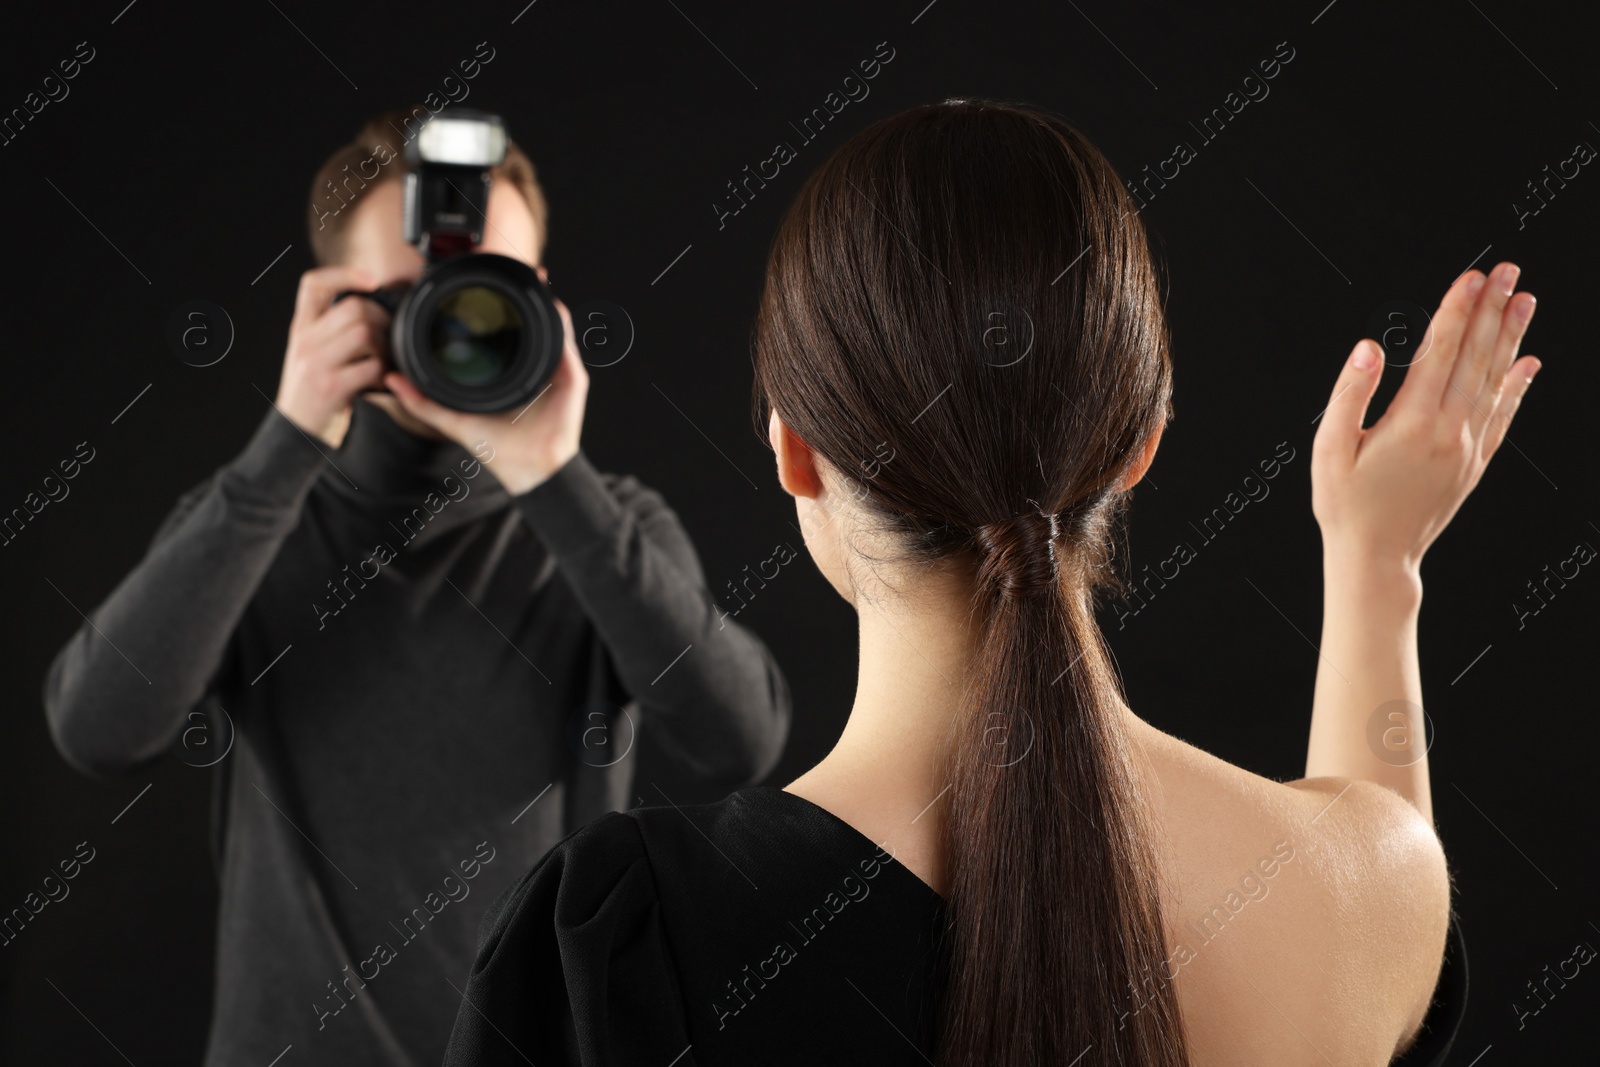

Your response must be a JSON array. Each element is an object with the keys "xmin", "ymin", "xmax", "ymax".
[
  {"xmin": 510, "ymin": 451, "xmax": 791, "ymax": 788},
  {"xmin": 41, "ymin": 408, "xmax": 329, "ymax": 776}
]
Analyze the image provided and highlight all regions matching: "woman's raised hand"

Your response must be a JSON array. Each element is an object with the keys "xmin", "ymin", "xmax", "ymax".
[{"xmin": 1311, "ymin": 262, "xmax": 1542, "ymax": 575}]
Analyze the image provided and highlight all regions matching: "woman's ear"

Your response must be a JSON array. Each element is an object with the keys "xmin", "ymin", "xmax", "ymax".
[
  {"xmin": 768, "ymin": 409, "xmax": 824, "ymax": 498},
  {"xmin": 1117, "ymin": 422, "xmax": 1164, "ymax": 491}
]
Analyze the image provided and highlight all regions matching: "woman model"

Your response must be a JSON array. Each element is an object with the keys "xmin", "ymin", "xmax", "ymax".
[{"xmin": 445, "ymin": 98, "xmax": 1539, "ymax": 1066}]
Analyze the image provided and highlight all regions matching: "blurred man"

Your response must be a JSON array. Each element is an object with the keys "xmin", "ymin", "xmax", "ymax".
[{"xmin": 42, "ymin": 104, "xmax": 790, "ymax": 1066}]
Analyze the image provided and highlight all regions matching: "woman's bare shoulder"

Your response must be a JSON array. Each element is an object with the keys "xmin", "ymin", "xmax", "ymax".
[{"xmin": 1127, "ymin": 714, "xmax": 1451, "ymax": 1064}]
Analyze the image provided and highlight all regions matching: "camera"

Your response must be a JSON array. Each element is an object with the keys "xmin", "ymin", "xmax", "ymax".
[{"xmin": 335, "ymin": 108, "xmax": 562, "ymax": 413}]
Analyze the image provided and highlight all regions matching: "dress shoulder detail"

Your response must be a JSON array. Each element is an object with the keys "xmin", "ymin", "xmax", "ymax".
[{"xmin": 443, "ymin": 811, "xmax": 695, "ymax": 1067}]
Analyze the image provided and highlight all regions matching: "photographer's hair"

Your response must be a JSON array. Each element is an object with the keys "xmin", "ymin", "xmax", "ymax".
[
  {"xmin": 305, "ymin": 103, "xmax": 549, "ymax": 267},
  {"xmin": 750, "ymin": 99, "xmax": 1185, "ymax": 1065}
]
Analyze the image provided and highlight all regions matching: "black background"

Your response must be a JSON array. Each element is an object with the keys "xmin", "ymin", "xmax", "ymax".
[{"xmin": 2, "ymin": 0, "xmax": 1596, "ymax": 1062}]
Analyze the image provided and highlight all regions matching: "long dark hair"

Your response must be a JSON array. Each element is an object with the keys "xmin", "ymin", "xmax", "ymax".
[{"xmin": 751, "ymin": 99, "xmax": 1185, "ymax": 1065}]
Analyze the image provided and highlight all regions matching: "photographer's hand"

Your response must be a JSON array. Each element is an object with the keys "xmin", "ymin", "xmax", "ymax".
[
  {"xmin": 1303, "ymin": 262, "xmax": 1541, "ymax": 821},
  {"xmin": 276, "ymin": 265, "xmax": 392, "ymax": 445},
  {"xmin": 382, "ymin": 293, "xmax": 587, "ymax": 494}
]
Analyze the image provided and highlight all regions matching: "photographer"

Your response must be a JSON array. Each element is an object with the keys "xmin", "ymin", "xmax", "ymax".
[{"xmin": 41, "ymin": 105, "xmax": 791, "ymax": 1066}]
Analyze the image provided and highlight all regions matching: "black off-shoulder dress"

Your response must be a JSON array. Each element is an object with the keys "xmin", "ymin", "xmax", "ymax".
[{"xmin": 442, "ymin": 787, "xmax": 1468, "ymax": 1066}]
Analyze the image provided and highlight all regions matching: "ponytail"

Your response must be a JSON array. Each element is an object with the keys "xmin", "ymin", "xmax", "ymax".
[{"xmin": 937, "ymin": 506, "xmax": 1188, "ymax": 1066}]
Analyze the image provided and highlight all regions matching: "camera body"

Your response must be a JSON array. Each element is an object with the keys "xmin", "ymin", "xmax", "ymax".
[{"xmin": 337, "ymin": 108, "xmax": 562, "ymax": 413}]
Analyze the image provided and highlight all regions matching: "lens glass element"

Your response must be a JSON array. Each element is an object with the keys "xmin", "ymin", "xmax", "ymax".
[{"xmin": 429, "ymin": 285, "xmax": 523, "ymax": 386}]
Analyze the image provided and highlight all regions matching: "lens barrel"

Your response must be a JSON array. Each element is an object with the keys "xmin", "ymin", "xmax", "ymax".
[{"xmin": 390, "ymin": 253, "xmax": 562, "ymax": 413}]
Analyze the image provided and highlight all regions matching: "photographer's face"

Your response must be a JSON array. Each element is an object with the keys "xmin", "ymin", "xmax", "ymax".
[{"xmin": 341, "ymin": 177, "xmax": 542, "ymax": 286}]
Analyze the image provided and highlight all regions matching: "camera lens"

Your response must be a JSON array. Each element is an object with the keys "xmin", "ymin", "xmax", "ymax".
[
  {"xmin": 429, "ymin": 286, "xmax": 523, "ymax": 386},
  {"xmin": 392, "ymin": 253, "xmax": 563, "ymax": 413}
]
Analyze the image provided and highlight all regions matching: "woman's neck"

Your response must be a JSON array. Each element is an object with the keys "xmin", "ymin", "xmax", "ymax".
[
  {"xmin": 838, "ymin": 585, "xmax": 977, "ymax": 784},
  {"xmin": 785, "ymin": 567, "xmax": 985, "ymax": 893},
  {"xmin": 785, "ymin": 566, "xmax": 1157, "ymax": 896}
]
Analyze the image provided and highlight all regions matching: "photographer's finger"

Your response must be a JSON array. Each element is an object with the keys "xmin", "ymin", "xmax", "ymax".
[
  {"xmin": 298, "ymin": 286, "xmax": 373, "ymax": 351},
  {"xmin": 1394, "ymin": 269, "xmax": 1482, "ymax": 407},
  {"xmin": 1312, "ymin": 339, "xmax": 1383, "ymax": 466},
  {"xmin": 551, "ymin": 299, "xmax": 588, "ymax": 387},
  {"xmin": 383, "ymin": 371, "xmax": 465, "ymax": 438},
  {"xmin": 1445, "ymin": 262, "xmax": 1519, "ymax": 421},
  {"xmin": 294, "ymin": 266, "xmax": 377, "ymax": 329},
  {"xmin": 292, "ymin": 287, "xmax": 376, "ymax": 367},
  {"xmin": 351, "ymin": 297, "xmax": 393, "ymax": 356},
  {"xmin": 325, "ymin": 315, "xmax": 386, "ymax": 369},
  {"xmin": 1482, "ymin": 355, "xmax": 1541, "ymax": 464},
  {"xmin": 555, "ymin": 296, "xmax": 573, "ymax": 344},
  {"xmin": 334, "ymin": 354, "xmax": 386, "ymax": 396}
]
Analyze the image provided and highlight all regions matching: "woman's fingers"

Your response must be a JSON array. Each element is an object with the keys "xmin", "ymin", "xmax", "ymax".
[
  {"xmin": 1445, "ymin": 262, "xmax": 1522, "ymax": 425},
  {"xmin": 1313, "ymin": 339, "xmax": 1384, "ymax": 468},
  {"xmin": 1465, "ymin": 290, "xmax": 1537, "ymax": 435},
  {"xmin": 1393, "ymin": 269, "xmax": 1484, "ymax": 410},
  {"xmin": 1481, "ymin": 355, "xmax": 1542, "ymax": 463}
]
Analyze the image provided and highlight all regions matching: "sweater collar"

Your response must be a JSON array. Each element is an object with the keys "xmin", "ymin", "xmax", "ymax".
[{"xmin": 323, "ymin": 396, "xmax": 510, "ymax": 518}]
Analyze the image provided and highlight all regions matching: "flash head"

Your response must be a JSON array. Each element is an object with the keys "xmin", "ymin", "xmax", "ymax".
[
  {"xmin": 411, "ymin": 111, "xmax": 508, "ymax": 167},
  {"xmin": 403, "ymin": 108, "xmax": 509, "ymax": 257}
]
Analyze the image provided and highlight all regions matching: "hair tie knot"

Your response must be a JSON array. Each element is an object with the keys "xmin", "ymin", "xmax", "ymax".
[{"xmin": 973, "ymin": 506, "xmax": 1064, "ymax": 598}]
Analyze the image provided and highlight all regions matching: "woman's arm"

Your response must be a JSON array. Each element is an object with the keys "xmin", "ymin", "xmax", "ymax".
[
  {"xmin": 1306, "ymin": 553, "xmax": 1427, "ymax": 815},
  {"xmin": 1304, "ymin": 261, "xmax": 1541, "ymax": 824}
]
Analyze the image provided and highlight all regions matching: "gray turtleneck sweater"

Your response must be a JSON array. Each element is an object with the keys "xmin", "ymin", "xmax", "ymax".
[{"xmin": 41, "ymin": 396, "xmax": 792, "ymax": 1066}]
